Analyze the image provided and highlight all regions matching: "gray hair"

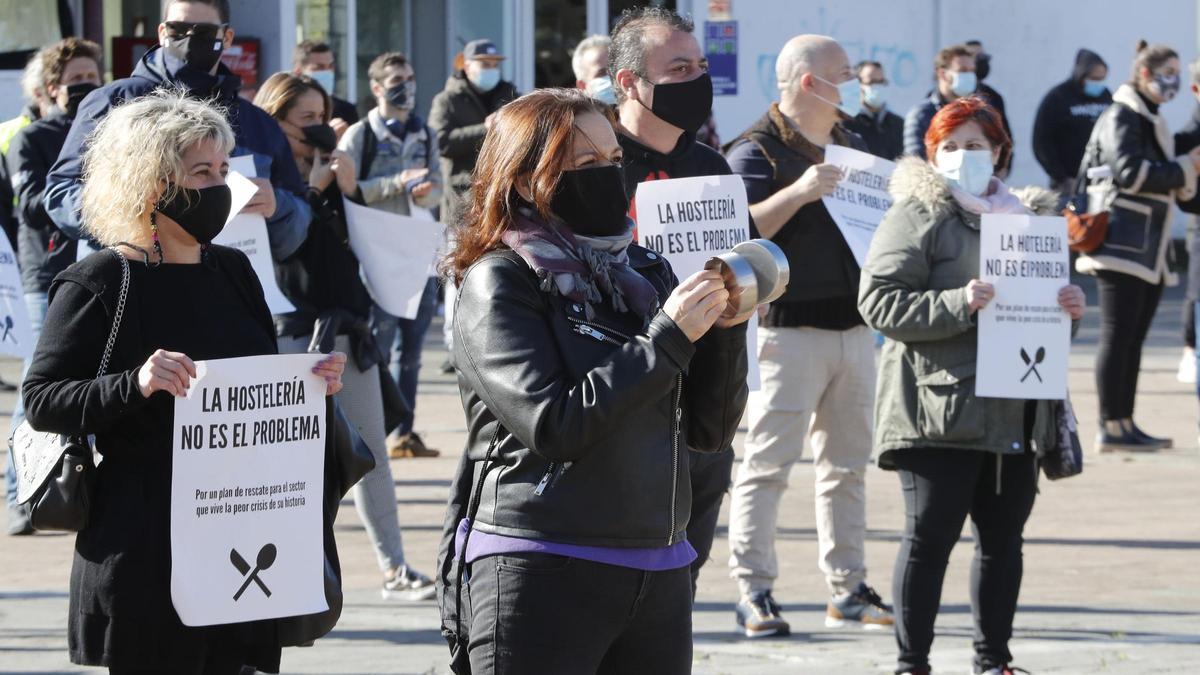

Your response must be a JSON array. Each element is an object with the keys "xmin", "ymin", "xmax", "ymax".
[
  {"xmin": 608, "ymin": 6, "xmax": 694, "ymax": 103},
  {"xmin": 572, "ymin": 34, "xmax": 611, "ymax": 81},
  {"xmin": 20, "ymin": 49, "xmax": 45, "ymax": 105}
]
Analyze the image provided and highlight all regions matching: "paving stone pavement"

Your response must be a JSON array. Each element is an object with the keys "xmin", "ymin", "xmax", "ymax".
[{"xmin": 2, "ymin": 279, "xmax": 1198, "ymax": 674}]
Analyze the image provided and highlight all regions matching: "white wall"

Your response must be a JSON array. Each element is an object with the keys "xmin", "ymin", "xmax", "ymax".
[{"xmin": 690, "ymin": 0, "xmax": 1198, "ymax": 189}]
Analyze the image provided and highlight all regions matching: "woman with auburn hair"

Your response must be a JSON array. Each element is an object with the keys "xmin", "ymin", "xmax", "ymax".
[
  {"xmin": 435, "ymin": 88, "xmax": 749, "ymax": 674},
  {"xmin": 21, "ymin": 89, "xmax": 347, "ymax": 674},
  {"xmin": 859, "ymin": 96, "xmax": 1085, "ymax": 675}
]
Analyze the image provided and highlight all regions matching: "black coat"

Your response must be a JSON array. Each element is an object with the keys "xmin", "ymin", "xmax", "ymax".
[
  {"xmin": 428, "ymin": 73, "xmax": 519, "ymax": 224},
  {"xmin": 6, "ymin": 111, "xmax": 78, "ymax": 294},
  {"xmin": 1077, "ymin": 86, "xmax": 1194, "ymax": 283},
  {"xmin": 845, "ymin": 108, "xmax": 904, "ymax": 161},
  {"xmin": 1033, "ymin": 49, "xmax": 1112, "ymax": 187},
  {"xmin": 23, "ymin": 247, "xmax": 372, "ymax": 670},
  {"xmin": 446, "ymin": 247, "xmax": 747, "ymax": 547}
]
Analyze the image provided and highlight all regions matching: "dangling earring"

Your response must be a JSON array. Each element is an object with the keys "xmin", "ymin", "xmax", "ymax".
[{"xmin": 149, "ymin": 210, "xmax": 164, "ymax": 267}]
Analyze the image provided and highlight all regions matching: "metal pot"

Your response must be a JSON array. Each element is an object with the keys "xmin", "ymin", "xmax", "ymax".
[{"xmin": 703, "ymin": 239, "xmax": 791, "ymax": 323}]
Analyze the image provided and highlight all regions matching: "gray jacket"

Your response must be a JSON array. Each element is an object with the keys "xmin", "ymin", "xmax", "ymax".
[
  {"xmin": 858, "ymin": 157, "xmax": 1062, "ymax": 468},
  {"xmin": 337, "ymin": 108, "xmax": 442, "ymax": 217}
]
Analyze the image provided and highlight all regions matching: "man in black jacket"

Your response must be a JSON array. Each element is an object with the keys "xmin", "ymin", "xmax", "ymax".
[
  {"xmin": 844, "ymin": 60, "xmax": 903, "ymax": 160},
  {"xmin": 609, "ymin": 7, "xmax": 735, "ymax": 599},
  {"xmin": 1033, "ymin": 49, "xmax": 1112, "ymax": 195},
  {"xmin": 4, "ymin": 37, "xmax": 101, "ymax": 536},
  {"xmin": 429, "ymin": 39, "xmax": 519, "ymax": 227},
  {"xmin": 293, "ymin": 39, "xmax": 360, "ymax": 137},
  {"xmin": 724, "ymin": 34, "xmax": 892, "ymax": 638},
  {"xmin": 44, "ymin": 0, "xmax": 311, "ymax": 260}
]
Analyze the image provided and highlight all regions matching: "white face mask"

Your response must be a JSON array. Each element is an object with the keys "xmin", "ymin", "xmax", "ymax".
[
  {"xmin": 862, "ymin": 83, "xmax": 888, "ymax": 109},
  {"xmin": 586, "ymin": 76, "xmax": 618, "ymax": 105},
  {"xmin": 949, "ymin": 70, "xmax": 977, "ymax": 97},
  {"xmin": 935, "ymin": 148, "xmax": 995, "ymax": 196},
  {"xmin": 813, "ymin": 75, "xmax": 863, "ymax": 117}
]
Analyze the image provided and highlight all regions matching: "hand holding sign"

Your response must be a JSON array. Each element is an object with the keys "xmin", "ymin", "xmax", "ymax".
[
  {"xmin": 966, "ymin": 279, "xmax": 995, "ymax": 313},
  {"xmin": 796, "ymin": 163, "xmax": 844, "ymax": 202}
]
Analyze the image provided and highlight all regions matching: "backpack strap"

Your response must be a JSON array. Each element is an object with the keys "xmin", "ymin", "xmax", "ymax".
[{"xmin": 358, "ymin": 124, "xmax": 379, "ymax": 181}]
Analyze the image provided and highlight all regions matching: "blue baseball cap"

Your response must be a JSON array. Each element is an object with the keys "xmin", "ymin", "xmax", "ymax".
[{"xmin": 463, "ymin": 39, "xmax": 505, "ymax": 60}]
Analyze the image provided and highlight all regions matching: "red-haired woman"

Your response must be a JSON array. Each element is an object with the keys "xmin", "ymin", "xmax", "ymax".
[
  {"xmin": 434, "ymin": 88, "xmax": 748, "ymax": 674},
  {"xmin": 858, "ymin": 96, "xmax": 1085, "ymax": 675}
]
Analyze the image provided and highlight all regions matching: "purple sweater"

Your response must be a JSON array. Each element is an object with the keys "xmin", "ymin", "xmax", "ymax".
[{"xmin": 455, "ymin": 519, "xmax": 696, "ymax": 571}]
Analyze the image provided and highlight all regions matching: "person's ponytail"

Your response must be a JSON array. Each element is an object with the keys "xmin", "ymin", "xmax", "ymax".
[{"xmin": 1131, "ymin": 39, "xmax": 1177, "ymax": 83}]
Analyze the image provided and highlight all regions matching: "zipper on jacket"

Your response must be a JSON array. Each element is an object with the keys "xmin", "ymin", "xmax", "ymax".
[
  {"xmin": 669, "ymin": 374, "xmax": 682, "ymax": 543},
  {"xmin": 567, "ymin": 316, "xmax": 632, "ymax": 345},
  {"xmin": 534, "ymin": 463, "xmax": 556, "ymax": 495},
  {"xmin": 533, "ymin": 460, "xmax": 574, "ymax": 496}
]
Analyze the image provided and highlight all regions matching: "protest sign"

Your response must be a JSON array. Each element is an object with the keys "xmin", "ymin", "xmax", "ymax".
[
  {"xmin": 0, "ymin": 234, "xmax": 32, "ymax": 359},
  {"xmin": 343, "ymin": 199, "xmax": 443, "ymax": 319},
  {"xmin": 170, "ymin": 354, "xmax": 328, "ymax": 626},
  {"xmin": 821, "ymin": 145, "xmax": 896, "ymax": 266},
  {"xmin": 976, "ymin": 214, "xmax": 1071, "ymax": 400},
  {"xmin": 212, "ymin": 156, "xmax": 296, "ymax": 314},
  {"xmin": 633, "ymin": 174, "xmax": 761, "ymax": 389}
]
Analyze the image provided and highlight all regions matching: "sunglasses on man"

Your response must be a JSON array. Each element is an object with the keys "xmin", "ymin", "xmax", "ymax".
[{"xmin": 163, "ymin": 21, "xmax": 228, "ymax": 42}]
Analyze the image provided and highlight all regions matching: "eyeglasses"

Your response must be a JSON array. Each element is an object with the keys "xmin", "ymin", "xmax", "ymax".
[{"xmin": 164, "ymin": 21, "xmax": 227, "ymax": 41}]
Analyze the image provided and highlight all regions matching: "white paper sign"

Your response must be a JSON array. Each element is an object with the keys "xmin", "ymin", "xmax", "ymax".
[
  {"xmin": 170, "ymin": 354, "xmax": 328, "ymax": 627},
  {"xmin": 213, "ymin": 156, "xmax": 296, "ymax": 315},
  {"xmin": 976, "ymin": 214, "xmax": 1071, "ymax": 400},
  {"xmin": 821, "ymin": 145, "xmax": 897, "ymax": 267},
  {"xmin": 633, "ymin": 174, "xmax": 760, "ymax": 389},
  {"xmin": 0, "ymin": 234, "xmax": 32, "ymax": 359},
  {"xmin": 343, "ymin": 199, "xmax": 443, "ymax": 319}
]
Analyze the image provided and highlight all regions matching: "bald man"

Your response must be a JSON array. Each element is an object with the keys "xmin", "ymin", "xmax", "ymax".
[{"xmin": 725, "ymin": 34, "xmax": 892, "ymax": 638}]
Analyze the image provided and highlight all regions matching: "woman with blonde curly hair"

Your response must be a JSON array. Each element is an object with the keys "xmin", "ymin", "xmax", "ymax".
[{"xmin": 22, "ymin": 88, "xmax": 346, "ymax": 674}]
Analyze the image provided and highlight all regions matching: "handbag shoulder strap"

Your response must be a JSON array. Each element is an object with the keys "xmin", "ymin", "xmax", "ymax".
[{"xmin": 96, "ymin": 248, "xmax": 131, "ymax": 378}]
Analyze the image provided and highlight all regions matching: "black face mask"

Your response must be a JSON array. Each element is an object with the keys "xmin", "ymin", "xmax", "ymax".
[
  {"xmin": 551, "ymin": 165, "xmax": 630, "ymax": 237},
  {"xmin": 163, "ymin": 33, "xmax": 226, "ymax": 74},
  {"xmin": 157, "ymin": 184, "xmax": 233, "ymax": 244},
  {"xmin": 385, "ymin": 81, "xmax": 416, "ymax": 110},
  {"xmin": 975, "ymin": 52, "xmax": 992, "ymax": 81},
  {"xmin": 640, "ymin": 72, "xmax": 713, "ymax": 133},
  {"xmin": 301, "ymin": 123, "xmax": 338, "ymax": 154},
  {"xmin": 64, "ymin": 82, "xmax": 99, "ymax": 118}
]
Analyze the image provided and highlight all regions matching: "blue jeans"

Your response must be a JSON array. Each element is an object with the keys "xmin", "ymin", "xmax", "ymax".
[
  {"xmin": 371, "ymin": 277, "xmax": 439, "ymax": 436},
  {"xmin": 6, "ymin": 292, "xmax": 49, "ymax": 507}
]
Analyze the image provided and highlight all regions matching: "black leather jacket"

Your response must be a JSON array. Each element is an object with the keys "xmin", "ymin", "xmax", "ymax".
[{"xmin": 447, "ymin": 246, "xmax": 748, "ymax": 548}]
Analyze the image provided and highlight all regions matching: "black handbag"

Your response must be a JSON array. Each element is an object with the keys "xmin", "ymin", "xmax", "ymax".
[
  {"xmin": 12, "ymin": 248, "xmax": 129, "ymax": 531},
  {"xmin": 1039, "ymin": 395, "xmax": 1083, "ymax": 480}
]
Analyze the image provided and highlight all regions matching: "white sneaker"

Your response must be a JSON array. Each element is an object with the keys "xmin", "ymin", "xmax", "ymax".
[
  {"xmin": 382, "ymin": 565, "xmax": 437, "ymax": 601},
  {"xmin": 1177, "ymin": 347, "xmax": 1196, "ymax": 384}
]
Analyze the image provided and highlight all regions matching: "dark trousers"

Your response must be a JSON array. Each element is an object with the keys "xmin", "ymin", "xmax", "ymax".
[
  {"xmin": 890, "ymin": 448, "xmax": 1037, "ymax": 673},
  {"xmin": 686, "ymin": 446, "xmax": 735, "ymax": 594},
  {"xmin": 466, "ymin": 554, "xmax": 692, "ymax": 675},
  {"xmin": 1095, "ymin": 271, "xmax": 1163, "ymax": 421}
]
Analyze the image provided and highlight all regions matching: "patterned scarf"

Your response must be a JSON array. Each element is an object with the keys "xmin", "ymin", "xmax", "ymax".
[{"xmin": 501, "ymin": 208, "xmax": 660, "ymax": 324}]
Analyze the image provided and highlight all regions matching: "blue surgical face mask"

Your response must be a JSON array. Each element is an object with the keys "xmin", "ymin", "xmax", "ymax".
[
  {"xmin": 586, "ymin": 76, "xmax": 618, "ymax": 105},
  {"xmin": 308, "ymin": 69, "xmax": 335, "ymax": 96},
  {"xmin": 468, "ymin": 66, "xmax": 501, "ymax": 92},
  {"xmin": 1083, "ymin": 79, "xmax": 1107, "ymax": 98},
  {"xmin": 935, "ymin": 148, "xmax": 995, "ymax": 196},
  {"xmin": 861, "ymin": 83, "xmax": 888, "ymax": 109},
  {"xmin": 814, "ymin": 75, "xmax": 862, "ymax": 117},
  {"xmin": 949, "ymin": 70, "xmax": 977, "ymax": 97}
]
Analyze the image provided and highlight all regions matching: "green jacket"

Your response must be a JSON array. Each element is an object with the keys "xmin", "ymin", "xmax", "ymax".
[{"xmin": 858, "ymin": 157, "xmax": 1062, "ymax": 469}]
